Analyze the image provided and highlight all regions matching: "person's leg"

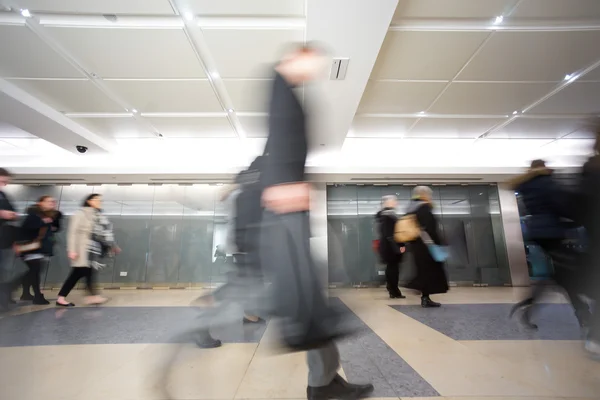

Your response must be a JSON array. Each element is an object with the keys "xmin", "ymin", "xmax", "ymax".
[
  {"xmin": 26, "ymin": 259, "xmax": 48, "ymax": 304},
  {"xmin": 385, "ymin": 261, "xmax": 403, "ymax": 298},
  {"xmin": 20, "ymin": 262, "xmax": 34, "ymax": 301},
  {"xmin": 84, "ymin": 268, "xmax": 107, "ymax": 305},
  {"xmin": 421, "ymin": 290, "xmax": 440, "ymax": 308},
  {"xmin": 306, "ymin": 341, "xmax": 373, "ymax": 400},
  {"xmin": 57, "ymin": 268, "xmax": 84, "ymax": 306}
]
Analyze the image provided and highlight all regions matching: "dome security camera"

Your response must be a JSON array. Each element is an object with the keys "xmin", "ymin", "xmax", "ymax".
[{"xmin": 76, "ymin": 145, "xmax": 88, "ymax": 154}]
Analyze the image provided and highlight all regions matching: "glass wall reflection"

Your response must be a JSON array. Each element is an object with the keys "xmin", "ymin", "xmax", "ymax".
[
  {"xmin": 327, "ymin": 184, "xmax": 511, "ymax": 286},
  {"xmin": 2, "ymin": 184, "xmax": 223, "ymax": 288}
]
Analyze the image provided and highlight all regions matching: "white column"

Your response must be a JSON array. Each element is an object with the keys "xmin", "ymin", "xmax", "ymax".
[
  {"xmin": 498, "ymin": 184, "xmax": 530, "ymax": 287},
  {"xmin": 310, "ymin": 183, "xmax": 329, "ymax": 287}
]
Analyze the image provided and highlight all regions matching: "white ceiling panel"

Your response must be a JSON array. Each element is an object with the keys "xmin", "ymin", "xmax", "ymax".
[
  {"xmin": 408, "ymin": 118, "xmax": 504, "ymax": 138},
  {"xmin": 393, "ymin": 0, "xmax": 512, "ymax": 20},
  {"xmin": 489, "ymin": 117, "xmax": 584, "ymax": 139},
  {"xmin": 225, "ymin": 80, "xmax": 271, "ymax": 112},
  {"xmin": 203, "ymin": 30, "xmax": 304, "ymax": 78},
  {"xmin": 47, "ymin": 28, "xmax": 205, "ymax": 78},
  {"xmin": 0, "ymin": 26, "xmax": 85, "ymax": 79},
  {"xmin": 529, "ymin": 82, "xmax": 600, "ymax": 114},
  {"xmin": 358, "ymin": 81, "xmax": 447, "ymax": 114},
  {"xmin": 430, "ymin": 82, "xmax": 555, "ymax": 115},
  {"xmin": 350, "ymin": 117, "xmax": 417, "ymax": 137},
  {"xmin": 146, "ymin": 117, "xmax": 236, "ymax": 138},
  {"xmin": 75, "ymin": 117, "xmax": 155, "ymax": 139},
  {"xmin": 458, "ymin": 31, "xmax": 600, "ymax": 82},
  {"xmin": 105, "ymin": 80, "xmax": 222, "ymax": 112},
  {"xmin": 9, "ymin": 79, "xmax": 122, "ymax": 112},
  {"xmin": 183, "ymin": 0, "xmax": 305, "ymax": 16},
  {"xmin": 512, "ymin": 0, "xmax": 600, "ymax": 19},
  {"xmin": 372, "ymin": 31, "xmax": 489, "ymax": 80},
  {"xmin": 0, "ymin": 122, "xmax": 35, "ymax": 138},
  {"xmin": 238, "ymin": 116, "xmax": 268, "ymax": 138},
  {"xmin": 16, "ymin": 0, "xmax": 176, "ymax": 15}
]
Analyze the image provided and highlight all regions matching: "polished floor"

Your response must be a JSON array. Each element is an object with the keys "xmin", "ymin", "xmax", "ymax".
[{"xmin": 0, "ymin": 287, "xmax": 599, "ymax": 400}]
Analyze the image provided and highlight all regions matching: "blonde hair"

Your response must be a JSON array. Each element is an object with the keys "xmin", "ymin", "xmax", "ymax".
[{"xmin": 413, "ymin": 186, "xmax": 433, "ymax": 200}]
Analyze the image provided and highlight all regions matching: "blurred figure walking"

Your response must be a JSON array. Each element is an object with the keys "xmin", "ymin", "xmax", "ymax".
[
  {"xmin": 578, "ymin": 132, "xmax": 600, "ymax": 356},
  {"xmin": 260, "ymin": 43, "xmax": 374, "ymax": 400},
  {"xmin": 56, "ymin": 194, "xmax": 118, "ymax": 307},
  {"xmin": 405, "ymin": 186, "xmax": 448, "ymax": 308},
  {"xmin": 375, "ymin": 195, "xmax": 406, "ymax": 299},
  {"xmin": 0, "ymin": 168, "xmax": 17, "ymax": 298},
  {"xmin": 509, "ymin": 160, "xmax": 590, "ymax": 330}
]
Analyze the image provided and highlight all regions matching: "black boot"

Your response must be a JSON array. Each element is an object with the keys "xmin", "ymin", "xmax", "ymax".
[
  {"xmin": 195, "ymin": 330, "xmax": 222, "ymax": 349},
  {"xmin": 421, "ymin": 295, "xmax": 441, "ymax": 308},
  {"xmin": 389, "ymin": 292, "xmax": 406, "ymax": 299},
  {"xmin": 307, "ymin": 374, "xmax": 374, "ymax": 400},
  {"xmin": 33, "ymin": 294, "xmax": 50, "ymax": 305},
  {"xmin": 20, "ymin": 293, "xmax": 34, "ymax": 301}
]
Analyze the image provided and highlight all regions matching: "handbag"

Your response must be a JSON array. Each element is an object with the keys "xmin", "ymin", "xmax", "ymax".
[
  {"xmin": 420, "ymin": 231, "xmax": 449, "ymax": 262},
  {"xmin": 14, "ymin": 226, "xmax": 48, "ymax": 255}
]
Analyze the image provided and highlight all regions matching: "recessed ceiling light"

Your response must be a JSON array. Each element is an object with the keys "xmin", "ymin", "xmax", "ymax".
[
  {"xmin": 494, "ymin": 15, "xmax": 504, "ymax": 24},
  {"xmin": 564, "ymin": 74, "xmax": 573, "ymax": 81},
  {"xmin": 418, "ymin": 111, "xmax": 426, "ymax": 115},
  {"xmin": 211, "ymin": 72, "xmax": 220, "ymax": 79},
  {"xmin": 20, "ymin": 9, "xmax": 31, "ymax": 18},
  {"xmin": 131, "ymin": 108, "xmax": 138, "ymax": 113},
  {"xmin": 227, "ymin": 108, "xmax": 234, "ymax": 113},
  {"xmin": 512, "ymin": 111, "xmax": 518, "ymax": 115},
  {"xmin": 183, "ymin": 11, "xmax": 194, "ymax": 21}
]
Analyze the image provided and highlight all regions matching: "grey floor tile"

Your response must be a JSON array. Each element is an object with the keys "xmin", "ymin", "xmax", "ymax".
[
  {"xmin": 0, "ymin": 306, "xmax": 267, "ymax": 347},
  {"xmin": 391, "ymin": 303, "xmax": 582, "ymax": 340}
]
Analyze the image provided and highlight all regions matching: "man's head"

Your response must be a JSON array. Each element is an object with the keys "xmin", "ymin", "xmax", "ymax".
[
  {"xmin": 530, "ymin": 159, "xmax": 546, "ymax": 169},
  {"xmin": 277, "ymin": 43, "xmax": 328, "ymax": 84},
  {"xmin": 413, "ymin": 186, "xmax": 433, "ymax": 203},
  {"xmin": 0, "ymin": 168, "xmax": 12, "ymax": 188},
  {"xmin": 381, "ymin": 195, "xmax": 398, "ymax": 210}
]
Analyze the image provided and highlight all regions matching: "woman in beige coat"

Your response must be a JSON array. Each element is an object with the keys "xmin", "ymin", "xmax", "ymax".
[{"xmin": 56, "ymin": 194, "xmax": 118, "ymax": 307}]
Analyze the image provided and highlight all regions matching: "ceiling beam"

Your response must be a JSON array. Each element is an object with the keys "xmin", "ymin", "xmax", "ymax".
[
  {"xmin": 0, "ymin": 79, "xmax": 115, "ymax": 154},
  {"xmin": 305, "ymin": 0, "xmax": 399, "ymax": 152}
]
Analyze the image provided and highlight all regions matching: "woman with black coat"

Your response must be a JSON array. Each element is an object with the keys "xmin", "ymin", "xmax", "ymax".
[
  {"xmin": 375, "ymin": 195, "xmax": 406, "ymax": 299},
  {"xmin": 15, "ymin": 196, "xmax": 58, "ymax": 304},
  {"xmin": 405, "ymin": 186, "xmax": 449, "ymax": 307}
]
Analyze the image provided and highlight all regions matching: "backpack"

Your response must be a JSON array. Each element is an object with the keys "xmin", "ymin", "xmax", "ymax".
[{"xmin": 394, "ymin": 214, "xmax": 421, "ymax": 243}]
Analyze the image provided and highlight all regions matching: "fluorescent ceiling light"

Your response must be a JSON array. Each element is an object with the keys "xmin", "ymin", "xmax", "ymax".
[
  {"xmin": 20, "ymin": 9, "xmax": 31, "ymax": 18},
  {"xmin": 131, "ymin": 108, "xmax": 138, "ymax": 113},
  {"xmin": 512, "ymin": 111, "xmax": 518, "ymax": 115},
  {"xmin": 494, "ymin": 15, "xmax": 504, "ymax": 24}
]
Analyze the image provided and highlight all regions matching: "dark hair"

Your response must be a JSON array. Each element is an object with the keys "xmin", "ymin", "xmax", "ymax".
[
  {"xmin": 0, "ymin": 168, "xmax": 12, "ymax": 178},
  {"xmin": 530, "ymin": 159, "xmax": 546, "ymax": 169},
  {"xmin": 82, "ymin": 194, "xmax": 101, "ymax": 208},
  {"xmin": 37, "ymin": 195, "xmax": 53, "ymax": 203}
]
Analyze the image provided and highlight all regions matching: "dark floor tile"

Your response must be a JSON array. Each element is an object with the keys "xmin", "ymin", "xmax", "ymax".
[{"xmin": 391, "ymin": 303, "xmax": 582, "ymax": 340}]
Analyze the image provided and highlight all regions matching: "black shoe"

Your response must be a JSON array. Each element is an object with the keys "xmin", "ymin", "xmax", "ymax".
[
  {"xmin": 55, "ymin": 301, "xmax": 75, "ymax": 307},
  {"xmin": 196, "ymin": 333, "xmax": 222, "ymax": 349},
  {"xmin": 307, "ymin": 374, "xmax": 374, "ymax": 400},
  {"xmin": 421, "ymin": 296, "xmax": 441, "ymax": 308},
  {"xmin": 389, "ymin": 293, "xmax": 406, "ymax": 299},
  {"xmin": 33, "ymin": 295, "xmax": 50, "ymax": 305},
  {"xmin": 510, "ymin": 304, "xmax": 537, "ymax": 330},
  {"xmin": 20, "ymin": 293, "xmax": 34, "ymax": 301}
]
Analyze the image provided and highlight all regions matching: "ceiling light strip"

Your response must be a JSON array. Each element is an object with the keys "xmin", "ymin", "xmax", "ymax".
[
  {"xmin": 356, "ymin": 113, "xmax": 509, "ymax": 119},
  {"xmin": 0, "ymin": 13, "xmax": 25, "ymax": 25},
  {"xmin": 37, "ymin": 15, "xmax": 183, "ymax": 29},
  {"xmin": 388, "ymin": 19, "xmax": 600, "ymax": 32},
  {"xmin": 64, "ymin": 113, "xmax": 133, "ymax": 118},
  {"xmin": 196, "ymin": 17, "xmax": 305, "ymax": 30},
  {"xmin": 23, "ymin": 18, "xmax": 163, "ymax": 138},
  {"xmin": 140, "ymin": 112, "xmax": 227, "ymax": 118}
]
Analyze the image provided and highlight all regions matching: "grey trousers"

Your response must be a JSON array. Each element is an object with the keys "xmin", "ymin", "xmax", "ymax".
[{"xmin": 260, "ymin": 211, "xmax": 340, "ymax": 387}]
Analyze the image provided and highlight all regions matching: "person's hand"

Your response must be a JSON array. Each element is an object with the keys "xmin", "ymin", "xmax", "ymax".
[
  {"xmin": 0, "ymin": 210, "xmax": 17, "ymax": 220},
  {"xmin": 400, "ymin": 246, "xmax": 406, "ymax": 254},
  {"xmin": 262, "ymin": 183, "xmax": 311, "ymax": 214},
  {"xmin": 68, "ymin": 251, "xmax": 78, "ymax": 261},
  {"xmin": 42, "ymin": 217, "xmax": 53, "ymax": 224},
  {"xmin": 112, "ymin": 246, "xmax": 122, "ymax": 255}
]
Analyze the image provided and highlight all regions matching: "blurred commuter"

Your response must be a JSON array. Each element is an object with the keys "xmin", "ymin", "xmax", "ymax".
[
  {"xmin": 405, "ymin": 186, "xmax": 448, "ymax": 308},
  {"xmin": 579, "ymin": 133, "xmax": 600, "ymax": 356},
  {"xmin": 508, "ymin": 160, "xmax": 590, "ymax": 329},
  {"xmin": 375, "ymin": 195, "xmax": 406, "ymax": 299},
  {"xmin": 12, "ymin": 196, "xmax": 60, "ymax": 305},
  {"xmin": 260, "ymin": 44, "xmax": 374, "ymax": 399},
  {"xmin": 0, "ymin": 168, "xmax": 17, "ymax": 309},
  {"xmin": 56, "ymin": 194, "xmax": 118, "ymax": 307}
]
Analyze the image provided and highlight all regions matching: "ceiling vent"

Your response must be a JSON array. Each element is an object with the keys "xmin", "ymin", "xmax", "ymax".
[{"xmin": 330, "ymin": 58, "xmax": 350, "ymax": 80}]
